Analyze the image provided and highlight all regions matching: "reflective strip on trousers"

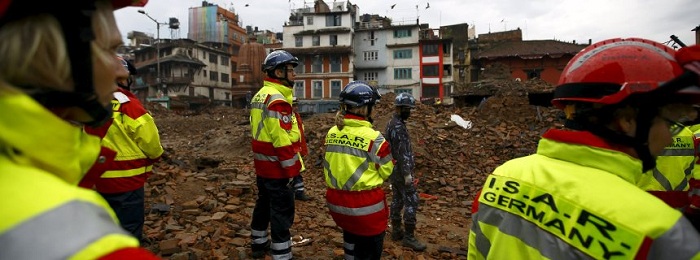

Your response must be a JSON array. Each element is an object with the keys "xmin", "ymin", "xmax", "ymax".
[
  {"xmin": 0, "ymin": 200, "xmax": 131, "ymax": 260},
  {"xmin": 327, "ymin": 200, "xmax": 385, "ymax": 216},
  {"xmin": 271, "ymin": 240, "xmax": 292, "ymax": 260},
  {"xmin": 251, "ymin": 229, "xmax": 269, "ymax": 245},
  {"xmin": 344, "ymin": 242, "xmax": 355, "ymax": 260}
]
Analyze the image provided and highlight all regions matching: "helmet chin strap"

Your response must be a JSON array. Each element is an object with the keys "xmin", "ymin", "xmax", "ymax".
[
  {"xmin": 268, "ymin": 68, "xmax": 293, "ymax": 87},
  {"xmin": 566, "ymin": 106, "xmax": 657, "ymax": 171}
]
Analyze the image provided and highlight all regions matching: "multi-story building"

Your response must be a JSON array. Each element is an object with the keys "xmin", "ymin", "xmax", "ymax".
[
  {"xmin": 283, "ymin": 0, "xmax": 357, "ymax": 101},
  {"xmin": 132, "ymin": 38, "xmax": 232, "ymax": 108},
  {"xmin": 353, "ymin": 14, "xmax": 422, "ymax": 97},
  {"xmin": 188, "ymin": 1, "xmax": 246, "ymax": 86},
  {"xmin": 439, "ymin": 23, "xmax": 474, "ymax": 93},
  {"xmin": 474, "ymin": 29, "xmax": 587, "ymax": 85},
  {"xmin": 419, "ymin": 27, "xmax": 454, "ymax": 104}
]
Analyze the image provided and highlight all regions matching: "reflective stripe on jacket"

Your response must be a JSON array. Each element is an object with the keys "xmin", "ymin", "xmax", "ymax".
[
  {"xmin": 0, "ymin": 93, "xmax": 142, "ymax": 259},
  {"xmin": 84, "ymin": 88, "xmax": 164, "ymax": 193},
  {"xmin": 250, "ymin": 80, "xmax": 301, "ymax": 179},
  {"xmin": 689, "ymin": 126, "xmax": 700, "ymax": 214},
  {"xmin": 469, "ymin": 129, "xmax": 700, "ymax": 260},
  {"xmin": 638, "ymin": 127, "xmax": 694, "ymax": 209},
  {"xmin": 324, "ymin": 114, "xmax": 394, "ymax": 236}
]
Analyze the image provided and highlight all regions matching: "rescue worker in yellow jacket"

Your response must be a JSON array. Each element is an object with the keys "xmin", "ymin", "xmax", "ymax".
[
  {"xmin": 249, "ymin": 50, "xmax": 302, "ymax": 259},
  {"xmin": 0, "ymin": 0, "xmax": 160, "ymax": 259},
  {"xmin": 637, "ymin": 106, "xmax": 695, "ymax": 211},
  {"xmin": 324, "ymin": 81, "xmax": 394, "ymax": 260},
  {"xmin": 81, "ymin": 56, "xmax": 164, "ymax": 242},
  {"xmin": 469, "ymin": 38, "xmax": 700, "ymax": 259}
]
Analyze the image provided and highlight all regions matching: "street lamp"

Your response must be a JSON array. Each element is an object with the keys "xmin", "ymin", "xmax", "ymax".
[{"xmin": 138, "ymin": 10, "xmax": 168, "ymax": 88}]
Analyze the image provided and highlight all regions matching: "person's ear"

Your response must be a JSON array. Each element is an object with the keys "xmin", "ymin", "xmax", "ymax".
[{"xmin": 616, "ymin": 117, "xmax": 637, "ymax": 137}]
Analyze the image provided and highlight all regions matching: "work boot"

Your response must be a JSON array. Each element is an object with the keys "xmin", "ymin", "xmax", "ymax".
[
  {"xmin": 391, "ymin": 219, "xmax": 404, "ymax": 241},
  {"xmin": 295, "ymin": 191, "xmax": 312, "ymax": 201},
  {"xmin": 251, "ymin": 240, "xmax": 270, "ymax": 259},
  {"xmin": 402, "ymin": 224, "xmax": 427, "ymax": 251}
]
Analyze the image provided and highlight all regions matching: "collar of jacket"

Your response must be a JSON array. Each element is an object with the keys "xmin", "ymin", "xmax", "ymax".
[
  {"xmin": 263, "ymin": 79, "xmax": 293, "ymax": 103},
  {"xmin": 343, "ymin": 114, "xmax": 373, "ymax": 128},
  {"xmin": 538, "ymin": 128, "xmax": 642, "ymax": 184},
  {"xmin": 0, "ymin": 92, "xmax": 101, "ymax": 185}
]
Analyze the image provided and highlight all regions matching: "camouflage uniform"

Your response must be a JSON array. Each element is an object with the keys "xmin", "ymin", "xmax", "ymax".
[{"xmin": 385, "ymin": 114, "xmax": 419, "ymax": 225}]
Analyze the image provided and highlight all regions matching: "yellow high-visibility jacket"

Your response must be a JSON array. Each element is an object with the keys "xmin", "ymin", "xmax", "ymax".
[
  {"xmin": 638, "ymin": 127, "xmax": 695, "ymax": 209},
  {"xmin": 324, "ymin": 114, "xmax": 394, "ymax": 236},
  {"xmin": 250, "ymin": 79, "xmax": 301, "ymax": 179},
  {"xmin": 0, "ymin": 92, "xmax": 151, "ymax": 259},
  {"xmin": 469, "ymin": 129, "xmax": 700, "ymax": 260}
]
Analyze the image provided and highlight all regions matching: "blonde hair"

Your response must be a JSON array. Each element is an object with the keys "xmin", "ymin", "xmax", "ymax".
[
  {"xmin": 0, "ymin": 0, "xmax": 116, "ymax": 95},
  {"xmin": 335, "ymin": 104, "xmax": 369, "ymax": 130}
]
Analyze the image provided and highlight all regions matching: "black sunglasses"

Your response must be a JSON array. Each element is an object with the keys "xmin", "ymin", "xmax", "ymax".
[{"xmin": 659, "ymin": 116, "xmax": 686, "ymax": 136}]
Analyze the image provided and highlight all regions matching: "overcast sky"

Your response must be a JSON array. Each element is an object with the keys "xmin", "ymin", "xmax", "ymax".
[{"xmin": 116, "ymin": 0, "xmax": 699, "ymax": 48}]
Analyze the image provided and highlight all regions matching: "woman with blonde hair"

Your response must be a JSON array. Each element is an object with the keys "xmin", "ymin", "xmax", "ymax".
[
  {"xmin": 0, "ymin": 0, "xmax": 160, "ymax": 258},
  {"xmin": 323, "ymin": 81, "xmax": 394, "ymax": 260}
]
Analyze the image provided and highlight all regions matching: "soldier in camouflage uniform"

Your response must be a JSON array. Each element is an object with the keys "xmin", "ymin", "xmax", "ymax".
[{"xmin": 385, "ymin": 93, "xmax": 427, "ymax": 251}]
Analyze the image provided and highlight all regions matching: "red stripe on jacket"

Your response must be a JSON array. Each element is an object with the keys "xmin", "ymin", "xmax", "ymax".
[
  {"xmin": 326, "ymin": 187, "xmax": 388, "ymax": 236},
  {"xmin": 648, "ymin": 190, "xmax": 690, "ymax": 209}
]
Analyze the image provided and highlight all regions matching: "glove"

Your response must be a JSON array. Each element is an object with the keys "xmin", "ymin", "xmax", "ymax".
[{"xmin": 404, "ymin": 174, "xmax": 413, "ymax": 186}]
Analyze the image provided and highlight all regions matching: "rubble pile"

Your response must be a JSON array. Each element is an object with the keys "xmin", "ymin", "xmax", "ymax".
[{"xmin": 144, "ymin": 79, "xmax": 560, "ymax": 259}]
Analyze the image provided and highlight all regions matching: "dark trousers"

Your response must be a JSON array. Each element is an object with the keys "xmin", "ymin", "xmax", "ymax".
[
  {"xmin": 250, "ymin": 176, "xmax": 295, "ymax": 256},
  {"xmin": 291, "ymin": 174, "xmax": 305, "ymax": 194},
  {"xmin": 343, "ymin": 230, "xmax": 385, "ymax": 260},
  {"xmin": 389, "ymin": 179, "xmax": 419, "ymax": 225},
  {"xmin": 100, "ymin": 187, "xmax": 145, "ymax": 241}
]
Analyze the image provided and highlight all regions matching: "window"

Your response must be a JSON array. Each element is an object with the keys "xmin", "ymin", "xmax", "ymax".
[
  {"xmin": 294, "ymin": 81, "xmax": 305, "ymax": 98},
  {"xmin": 394, "ymin": 68, "xmax": 412, "ymax": 79},
  {"xmin": 363, "ymin": 51, "xmax": 378, "ymax": 61},
  {"xmin": 312, "ymin": 35, "xmax": 320, "ymax": 46},
  {"xmin": 330, "ymin": 81, "xmax": 341, "ymax": 98},
  {"xmin": 330, "ymin": 34, "xmax": 338, "ymax": 46},
  {"xmin": 221, "ymin": 73, "xmax": 230, "ymax": 83},
  {"xmin": 369, "ymin": 31, "xmax": 375, "ymax": 46},
  {"xmin": 231, "ymin": 62, "xmax": 237, "ymax": 72},
  {"xmin": 294, "ymin": 56, "xmax": 305, "ymax": 74},
  {"xmin": 295, "ymin": 36, "xmax": 303, "ymax": 47},
  {"xmin": 443, "ymin": 42, "xmax": 451, "ymax": 56},
  {"xmin": 221, "ymin": 57, "xmax": 229, "ymax": 66},
  {"xmin": 307, "ymin": 16, "xmax": 313, "ymax": 25},
  {"xmin": 203, "ymin": 70, "xmax": 207, "ymax": 77},
  {"xmin": 209, "ymin": 71, "xmax": 219, "ymax": 81},
  {"xmin": 393, "ymin": 49, "xmax": 412, "ymax": 59},
  {"xmin": 422, "ymin": 84, "xmax": 439, "ymax": 98},
  {"xmin": 312, "ymin": 55, "xmax": 323, "ymax": 73},
  {"xmin": 326, "ymin": 14, "xmax": 341, "ymax": 26},
  {"xmin": 423, "ymin": 65, "xmax": 439, "ymax": 77},
  {"xmin": 443, "ymin": 65, "xmax": 452, "ymax": 77},
  {"xmin": 330, "ymin": 55, "xmax": 341, "ymax": 73},
  {"xmin": 363, "ymin": 72, "xmax": 377, "ymax": 81},
  {"xmin": 394, "ymin": 29, "xmax": 411, "ymax": 38},
  {"xmin": 422, "ymin": 44, "xmax": 438, "ymax": 56},
  {"xmin": 395, "ymin": 88, "xmax": 412, "ymax": 95},
  {"xmin": 209, "ymin": 53, "xmax": 218, "ymax": 63},
  {"xmin": 313, "ymin": 81, "xmax": 323, "ymax": 98}
]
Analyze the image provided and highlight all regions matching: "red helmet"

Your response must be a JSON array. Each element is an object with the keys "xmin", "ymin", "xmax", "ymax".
[
  {"xmin": 0, "ymin": 0, "xmax": 148, "ymax": 24},
  {"xmin": 552, "ymin": 38, "xmax": 684, "ymax": 109}
]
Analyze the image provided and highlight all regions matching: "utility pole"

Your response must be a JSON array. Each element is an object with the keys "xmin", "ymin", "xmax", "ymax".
[{"xmin": 138, "ymin": 10, "xmax": 168, "ymax": 92}]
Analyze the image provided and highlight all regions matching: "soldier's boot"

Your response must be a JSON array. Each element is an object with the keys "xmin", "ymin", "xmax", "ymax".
[
  {"xmin": 402, "ymin": 224, "xmax": 427, "ymax": 251},
  {"xmin": 251, "ymin": 240, "xmax": 270, "ymax": 258},
  {"xmin": 391, "ymin": 219, "xmax": 404, "ymax": 241}
]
